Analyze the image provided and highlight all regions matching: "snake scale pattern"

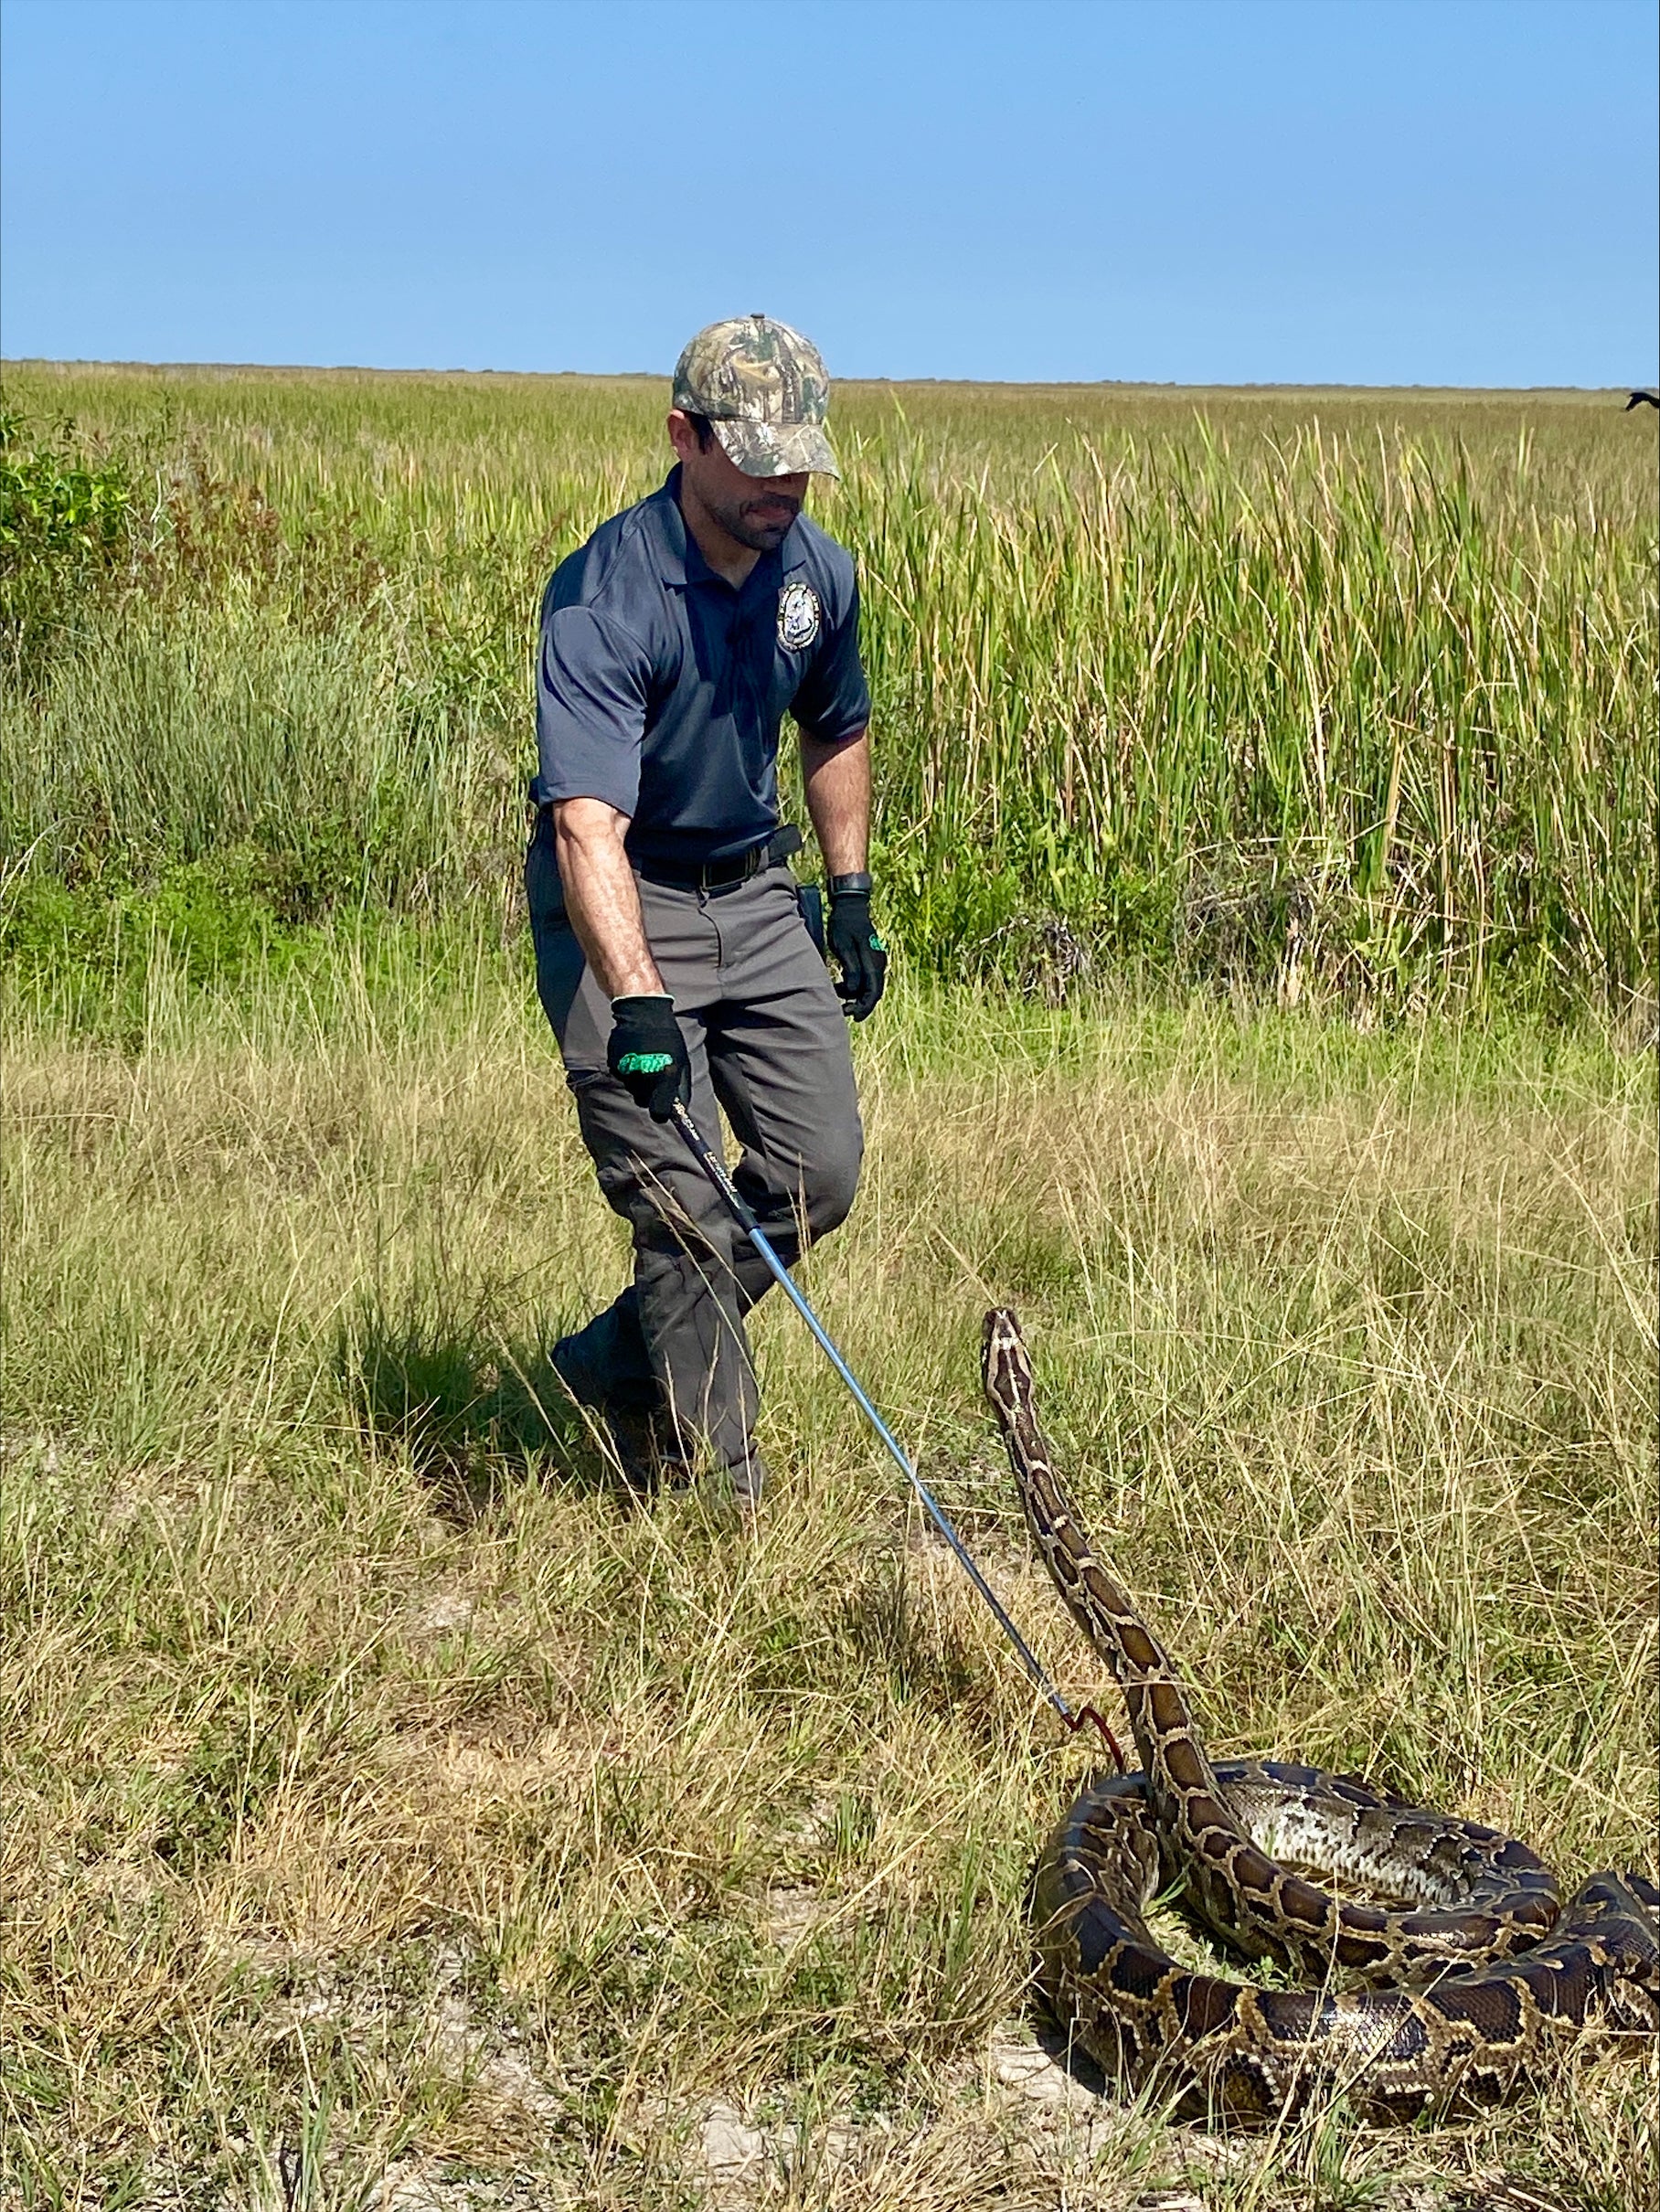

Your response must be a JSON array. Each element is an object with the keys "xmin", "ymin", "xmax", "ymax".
[{"xmin": 980, "ymin": 1308, "xmax": 1660, "ymax": 2123}]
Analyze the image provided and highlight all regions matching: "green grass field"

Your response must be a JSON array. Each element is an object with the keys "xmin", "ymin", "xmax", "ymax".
[
  {"xmin": 2, "ymin": 369, "xmax": 1655, "ymax": 2209},
  {"xmin": 3, "ymin": 366, "xmax": 1655, "ymax": 1014}
]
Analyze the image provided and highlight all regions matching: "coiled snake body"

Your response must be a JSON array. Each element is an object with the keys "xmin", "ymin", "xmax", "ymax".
[{"xmin": 980, "ymin": 1309, "xmax": 1659, "ymax": 2123}]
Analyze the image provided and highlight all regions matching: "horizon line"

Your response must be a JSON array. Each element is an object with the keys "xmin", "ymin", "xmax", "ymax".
[{"xmin": 4, "ymin": 356, "xmax": 1653, "ymax": 399}]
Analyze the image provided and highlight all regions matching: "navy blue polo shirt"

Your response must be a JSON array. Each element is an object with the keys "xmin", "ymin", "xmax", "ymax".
[{"xmin": 532, "ymin": 465, "xmax": 870, "ymax": 869}]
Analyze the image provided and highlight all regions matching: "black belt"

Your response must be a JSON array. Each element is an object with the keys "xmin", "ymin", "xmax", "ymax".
[{"xmin": 633, "ymin": 824, "xmax": 803, "ymax": 891}]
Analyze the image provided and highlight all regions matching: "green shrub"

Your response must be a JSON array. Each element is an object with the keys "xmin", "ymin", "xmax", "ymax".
[{"xmin": 0, "ymin": 409, "xmax": 135, "ymax": 681}]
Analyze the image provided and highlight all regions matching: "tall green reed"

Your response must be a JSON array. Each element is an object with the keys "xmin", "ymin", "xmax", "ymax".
[
  {"xmin": 2, "ymin": 366, "xmax": 1653, "ymax": 1015},
  {"xmin": 825, "ymin": 418, "xmax": 1655, "ymax": 1005}
]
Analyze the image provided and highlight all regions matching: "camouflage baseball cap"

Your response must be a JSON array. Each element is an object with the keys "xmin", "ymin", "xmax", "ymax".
[{"xmin": 672, "ymin": 314, "xmax": 839, "ymax": 479}]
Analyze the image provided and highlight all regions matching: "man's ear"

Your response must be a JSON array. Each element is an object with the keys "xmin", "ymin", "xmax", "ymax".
[{"xmin": 666, "ymin": 409, "xmax": 697, "ymax": 461}]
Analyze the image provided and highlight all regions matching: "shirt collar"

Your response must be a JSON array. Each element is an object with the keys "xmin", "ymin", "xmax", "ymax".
[
  {"xmin": 654, "ymin": 465, "xmax": 806, "ymax": 590},
  {"xmin": 651, "ymin": 467, "xmax": 692, "ymax": 587}
]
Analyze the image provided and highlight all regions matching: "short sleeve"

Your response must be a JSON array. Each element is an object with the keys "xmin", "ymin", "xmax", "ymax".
[
  {"xmin": 533, "ymin": 602, "xmax": 654, "ymax": 814},
  {"xmin": 790, "ymin": 579, "xmax": 870, "ymax": 745}
]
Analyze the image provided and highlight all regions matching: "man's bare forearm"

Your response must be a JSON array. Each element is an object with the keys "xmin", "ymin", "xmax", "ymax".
[
  {"xmin": 552, "ymin": 798, "xmax": 665, "ymax": 999},
  {"xmin": 801, "ymin": 728, "xmax": 870, "ymax": 878}
]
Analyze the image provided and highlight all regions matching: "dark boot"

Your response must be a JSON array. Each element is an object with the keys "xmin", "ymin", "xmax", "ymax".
[
  {"xmin": 549, "ymin": 1293, "xmax": 686, "ymax": 1489},
  {"xmin": 548, "ymin": 1289, "xmax": 656, "ymax": 1411}
]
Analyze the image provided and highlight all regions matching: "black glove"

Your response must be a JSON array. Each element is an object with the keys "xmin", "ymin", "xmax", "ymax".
[
  {"xmin": 827, "ymin": 886, "xmax": 888, "ymax": 1022},
  {"xmin": 607, "ymin": 994, "xmax": 692, "ymax": 1122}
]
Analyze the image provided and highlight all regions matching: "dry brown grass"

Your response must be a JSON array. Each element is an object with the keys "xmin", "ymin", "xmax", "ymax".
[{"xmin": 2, "ymin": 959, "xmax": 1655, "ymax": 2208}]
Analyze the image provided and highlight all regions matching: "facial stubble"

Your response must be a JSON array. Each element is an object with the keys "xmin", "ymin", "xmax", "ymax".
[{"xmin": 710, "ymin": 489, "xmax": 802, "ymax": 554}]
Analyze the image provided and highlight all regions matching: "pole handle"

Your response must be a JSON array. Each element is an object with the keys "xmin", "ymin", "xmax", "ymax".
[{"xmin": 669, "ymin": 1102, "xmax": 758, "ymax": 1233}]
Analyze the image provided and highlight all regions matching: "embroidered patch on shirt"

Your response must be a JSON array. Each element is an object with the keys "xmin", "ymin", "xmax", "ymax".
[{"xmin": 776, "ymin": 580, "xmax": 822, "ymax": 652}]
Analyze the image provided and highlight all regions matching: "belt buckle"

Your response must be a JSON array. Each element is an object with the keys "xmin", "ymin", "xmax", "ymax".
[{"xmin": 704, "ymin": 845, "xmax": 759, "ymax": 892}]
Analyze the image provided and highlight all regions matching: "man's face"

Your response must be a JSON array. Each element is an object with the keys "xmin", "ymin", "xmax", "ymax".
[{"xmin": 668, "ymin": 411, "xmax": 809, "ymax": 553}]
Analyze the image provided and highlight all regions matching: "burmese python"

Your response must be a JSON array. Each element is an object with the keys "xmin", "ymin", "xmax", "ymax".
[{"xmin": 980, "ymin": 1308, "xmax": 1659, "ymax": 2124}]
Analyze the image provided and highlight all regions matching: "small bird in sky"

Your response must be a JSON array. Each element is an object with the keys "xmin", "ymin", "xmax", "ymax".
[{"xmin": 1624, "ymin": 390, "xmax": 1659, "ymax": 410}]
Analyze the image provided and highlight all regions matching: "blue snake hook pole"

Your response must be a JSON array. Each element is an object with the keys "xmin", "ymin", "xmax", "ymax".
[{"xmin": 667, "ymin": 1099, "xmax": 1084, "ymax": 1728}]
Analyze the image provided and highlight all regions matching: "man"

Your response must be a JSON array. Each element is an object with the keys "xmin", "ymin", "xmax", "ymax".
[{"xmin": 527, "ymin": 314, "xmax": 887, "ymax": 1513}]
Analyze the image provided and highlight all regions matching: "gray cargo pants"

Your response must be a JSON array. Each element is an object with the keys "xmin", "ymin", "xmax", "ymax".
[{"xmin": 527, "ymin": 814, "xmax": 864, "ymax": 1475}]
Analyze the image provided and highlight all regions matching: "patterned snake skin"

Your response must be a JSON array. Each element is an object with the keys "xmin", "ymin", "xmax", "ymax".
[{"xmin": 980, "ymin": 1308, "xmax": 1660, "ymax": 2123}]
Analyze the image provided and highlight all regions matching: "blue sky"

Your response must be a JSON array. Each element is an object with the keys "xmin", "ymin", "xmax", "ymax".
[{"xmin": 2, "ymin": 0, "xmax": 1655, "ymax": 387}]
